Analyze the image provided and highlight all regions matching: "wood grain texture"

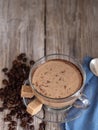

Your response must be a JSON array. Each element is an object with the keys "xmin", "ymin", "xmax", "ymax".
[
  {"xmin": 46, "ymin": 0, "xmax": 70, "ymax": 55},
  {"xmin": 46, "ymin": 0, "xmax": 98, "ymax": 61},
  {"xmin": 0, "ymin": 0, "xmax": 44, "ymax": 130}
]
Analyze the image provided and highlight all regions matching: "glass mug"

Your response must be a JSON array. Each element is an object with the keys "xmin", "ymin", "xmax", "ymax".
[{"xmin": 29, "ymin": 54, "xmax": 90, "ymax": 109}]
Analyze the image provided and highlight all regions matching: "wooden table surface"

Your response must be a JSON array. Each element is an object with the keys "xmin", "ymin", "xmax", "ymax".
[{"xmin": 0, "ymin": 0, "xmax": 98, "ymax": 130}]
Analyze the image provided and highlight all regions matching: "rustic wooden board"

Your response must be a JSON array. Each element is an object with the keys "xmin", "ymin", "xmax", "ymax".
[
  {"xmin": 0, "ymin": 0, "xmax": 98, "ymax": 130},
  {"xmin": 46, "ymin": 0, "xmax": 70, "ymax": 55},
  {"xmin": 0, "ymin": 0, "xmax": 44, "ymax": 130},
  {"xmin": 46, "ymin": 0, "xmax": 98, "ymax": 61}
]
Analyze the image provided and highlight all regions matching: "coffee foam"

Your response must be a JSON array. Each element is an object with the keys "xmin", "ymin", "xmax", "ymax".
[{"xmin": 32, "ymin": 59, "xmax": 83, "ymax": 98}]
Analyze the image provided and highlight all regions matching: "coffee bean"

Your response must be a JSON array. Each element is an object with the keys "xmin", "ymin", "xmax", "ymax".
[
  {"xmin": 8, "ymin": 127, "xmax": 16, "ymax": 130},
  {"xmin": 1, "ymin": 53, "xmax": 36, "ymax": 129},
  {"xmin": 20, "ymin": 120, "xmax": 27, "ymax": 128},
  {"xmin": 2, "ymin": 79, "xmax": 9, "ymax": 85},
  {"xmin": 3, "ymin": 102, "xmax": 7, "ymax": 109},
  {"xmin": 11, "ymin": 121, "xmax": 17, "ymax": 126},
  {"xmin": 6, "ymin": 114, "xmax": 12, "ymax": 121},
  {"xmin": 17, "ymin": 56, "xmax": 22, "ymax": 61},
  {"xmin": 8, "ymin": 123, "xmax": 12, "ymax": 128},
  {"xmin": 16, "ymin": 114, "xmax": 21, "ymax": 119},
  {"xmin": 10, "ymin": 110, "xmax": 16, "ymax": 116},
  {"xmin": 17, "ymin": 53, "xmax": 26, "ymax": 61},
  {"xmin": 2, "ymin": 68, "xmax": 8, "ymax": 73},
  {"xmin": 0, "ymin": 88, "xmax": 4, "ymax": 99},
  {"xmin": 30, "ymin": 60, "xmax": 35, "ymax": 65},
  {"xmin": 0, "ymin": 107, "xmax": 4, "ymax": 112},
  {"xmin": 4, "ymin": 117, "xmax": 8, "ymax": 122},
  {"xmin": 19, "ymin": 53, "xmax": 26, "ymax": 58},
  {"xmin": 12, "ymin": 60, "xmax": 18, "ymax": 65},
  {"xmin": 8, "ymin": 127, "xmax": 12, "ymax": 130},
  {"xmin": 22, "ymin": 57, "xmax": 27, "ymax": 62},
  {"xmin": 8, "ymin": 123, "xmax": 16, "ymax": 128},
  {"xmin": 30, "ymin": 125, "xmax": 34, "ymax": 130},
  {"xmin": 27, "ymin": 117, "xmax": 34, "ymax": 124},
  {"xmin": 39, "ymin": 122, "xmax": 46, "ymax": 130},
  {"xmin": 0, "ymin": 88, "xmax": 4, "ymax": 94},
  {"xmin": 4, "ymin": 115, "xmax": 11, "ymax": 122}
]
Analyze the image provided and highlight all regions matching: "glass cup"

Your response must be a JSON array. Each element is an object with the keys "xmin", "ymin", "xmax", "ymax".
[{"xmin": 29, "ymin": 54, "xmax": 90, "ymax": 109}]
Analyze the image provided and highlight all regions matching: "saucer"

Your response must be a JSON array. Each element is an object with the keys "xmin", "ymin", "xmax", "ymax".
[
  {"xmin": 22, "ymin": 80, "xmax": 91, "ymax": 123},
  {"xmin": 23, "ymin": 96, "xmax": 83, "ymax": 123}
]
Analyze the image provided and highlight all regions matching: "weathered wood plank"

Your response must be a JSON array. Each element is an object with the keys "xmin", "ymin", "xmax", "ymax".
[
  {"xmin": 86, "ymin": 0, "xmax": 98, "ymax": 58},
  {"xmin": 0, "ymin": 0, "xmax": 98, "ymax": 130},
  {"xmin": 0, "ymin": 0, "xmax": 44, "ymax": 130},
  {"xmin": 45, "ymin": 0, "xmax": 98, "ymax": 130},
  {"xmin": 69, "ymin": 0, "xmax": 97, "ymax": 60},
  {"xmin": 46, "ymin": 0, "xmax": 70, "ymax": 55},
  {"xmin": 46, "ymin": 0, "xmax": 98, "ymax": 62}
]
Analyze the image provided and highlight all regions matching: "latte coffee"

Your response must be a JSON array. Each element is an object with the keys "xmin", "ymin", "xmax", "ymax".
[{"xmin": 32, "ymin": 59, "xmax": 83, "ymax": 99}]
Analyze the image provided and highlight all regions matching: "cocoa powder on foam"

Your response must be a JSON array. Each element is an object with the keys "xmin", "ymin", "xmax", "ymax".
[{"xmin": 32, "ymin": 59, "xmax": 83, "ymax": 98}]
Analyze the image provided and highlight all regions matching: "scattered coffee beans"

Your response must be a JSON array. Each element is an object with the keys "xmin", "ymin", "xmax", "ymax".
[
  {"xmin": 39, "ymin": 122, "xmax": 46, "ymax": 130},
  {"xmin": 30, "ymin": 125, "xmax": 34, "ymax": 130},
  {"xmin": 0, "ymin": 107, "xmax": 4, "ymax": 112},
  {"xmin": 0, "ymin": 53, "xmax": 46, "ymax": 130},
  {"xmin": 29, "ymin": 60, "xmax": 35, "ymax": 66},
  {"xmin": 2, "ymin": 67, "xmax": 8, "ymax": 73}
]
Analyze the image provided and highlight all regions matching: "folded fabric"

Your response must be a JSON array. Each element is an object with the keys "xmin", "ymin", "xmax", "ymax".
[{"xmin": 64, "ymin": 57, "xmax": 98, "ymax": 130}]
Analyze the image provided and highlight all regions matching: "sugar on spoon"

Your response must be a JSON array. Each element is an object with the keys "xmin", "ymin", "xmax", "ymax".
[{"xmin": 90, "ymin": 58, "xmax": 98, "ymax": 76}]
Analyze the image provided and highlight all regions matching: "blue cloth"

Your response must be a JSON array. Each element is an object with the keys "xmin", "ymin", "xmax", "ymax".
[{"xmin": 64, "ymin": 57, "xmax": 98, "ymax": 130}]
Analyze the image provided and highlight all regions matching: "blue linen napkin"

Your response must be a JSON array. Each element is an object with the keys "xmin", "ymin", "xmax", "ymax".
[{"xmin": 63, "ymin": 57, "xmax": 98, "ymax": 130}]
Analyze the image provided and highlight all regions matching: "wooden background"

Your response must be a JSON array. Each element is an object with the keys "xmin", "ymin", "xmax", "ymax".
[{"xmin": 0, "ymin": 0, "xmax": 98, "ymax": 129}]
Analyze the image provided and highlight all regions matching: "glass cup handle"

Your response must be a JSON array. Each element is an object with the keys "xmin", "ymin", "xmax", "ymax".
[{"xmin": 73, "ymin": 93, "xmax": 90, "ymax": 109}]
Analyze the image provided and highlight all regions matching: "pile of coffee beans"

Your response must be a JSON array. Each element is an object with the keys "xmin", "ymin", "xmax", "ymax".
[{"xmin": 0, "ymin": 53, "xmax": 46, "ymax": 130}]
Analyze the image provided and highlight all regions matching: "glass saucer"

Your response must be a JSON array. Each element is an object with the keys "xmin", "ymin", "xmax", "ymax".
[
  {"xmin": 23, "ymin": 96, "xmax": 82, "ymax": 123},
  {"xmin": 22, "ymin": 80, "xmax": 91, "ymax": 123}
]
